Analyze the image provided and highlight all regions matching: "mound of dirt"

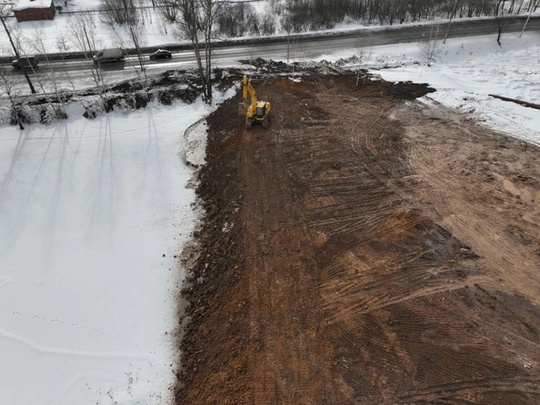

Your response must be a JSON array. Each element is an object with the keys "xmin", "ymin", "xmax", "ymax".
[{"xmin": 177, "ymin": 71, "xmax": 540, "ymax": 404}]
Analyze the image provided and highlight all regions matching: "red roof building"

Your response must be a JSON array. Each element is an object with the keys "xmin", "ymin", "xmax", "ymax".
[{"xmin": 13, "ymin": 0, "xmax": 56, "ymax": 22}]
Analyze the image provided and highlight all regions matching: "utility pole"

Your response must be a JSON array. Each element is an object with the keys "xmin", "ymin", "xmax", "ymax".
[
  {"xmin": 519, "ymin": 0, "xmax": 537, "ymax": 38},
  {"xmin": 287, "ymin": 33, "xmax": 290, "ymax": 63},
  {"xmin": 443, "ymin": 0, "xmax": 458, "ymax": 44}
]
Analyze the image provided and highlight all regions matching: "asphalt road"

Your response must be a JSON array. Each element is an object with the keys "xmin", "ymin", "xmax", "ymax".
[{"xmin": 1, "ymin": 15, "xmax": 539, "ymax": 80}]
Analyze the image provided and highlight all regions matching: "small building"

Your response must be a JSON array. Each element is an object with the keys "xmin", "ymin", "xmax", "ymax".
[{"xmin": 13, "ymin": 0, "xmax": 56, "ymax": 22}]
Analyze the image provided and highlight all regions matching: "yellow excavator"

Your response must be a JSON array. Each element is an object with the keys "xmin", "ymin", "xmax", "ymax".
[{"xmin": 242, "ymin": 75, "xmax": 271, "ymax": 130}]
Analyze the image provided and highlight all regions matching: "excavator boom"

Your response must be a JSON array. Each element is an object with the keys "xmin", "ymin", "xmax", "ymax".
[
  {"xmin": 242, "ymin": 75, "xmax": 271, "ymax": 130},
  {"xmin": 242, "ymin": 75, "xmax": 258, "ymax": 114}
]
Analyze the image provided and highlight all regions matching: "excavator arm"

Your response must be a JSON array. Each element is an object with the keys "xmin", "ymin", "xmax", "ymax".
[
  {"xmin": 242, "ymin": 75, "xmax": 258, "ymax": 118},
  {"xmin": 242, "ymin": 75, "xmax": 271, "ymax": 130}
]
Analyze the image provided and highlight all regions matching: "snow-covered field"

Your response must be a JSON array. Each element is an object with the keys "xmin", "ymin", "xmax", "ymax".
[
  {"xmin": 368, "ymin": 32, "xmax": 540, "ymax": 144},
  {"xmin": 0, "ymin": 100, "xmax": 216, "ymax": 405},
  {"xmin": 0, "ymin": 0, "xmax": 179, "ymax": 55},
  {"xmin": 1, "ymin": 12, "xmax": 539, "ymax": 405},
  {"xmin": 0, "ymin": 0, "xmax": 274, "ymax": 55}
]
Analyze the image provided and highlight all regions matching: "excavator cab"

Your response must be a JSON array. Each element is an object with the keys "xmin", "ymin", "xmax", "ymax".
[
  {"xmin": 255, "ymin": 103, "xmax": 266, "ymax": 118},
  {"xmin": 242, "ymin": 75, "xmax": 271, "ymax": 130}
]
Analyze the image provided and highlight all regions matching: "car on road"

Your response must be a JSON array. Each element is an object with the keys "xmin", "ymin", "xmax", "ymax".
[
  {"xmin": 11, "ymin": 56, "xmax": 39, "ymax": 70},
  {"xmin": 149, "ymin": 49, "xmax": 172, "ymax": 60}
]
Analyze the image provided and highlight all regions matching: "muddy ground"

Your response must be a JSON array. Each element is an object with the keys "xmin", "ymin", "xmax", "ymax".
[{"xmin": 177, "ymin": 71, "xmax": 540, "ymax": 404}]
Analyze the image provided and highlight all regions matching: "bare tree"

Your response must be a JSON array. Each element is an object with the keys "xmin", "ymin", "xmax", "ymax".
[
  {"xmin": 156, "ymin": 0, "xmax": 179, "ymax": 23},
  {"xmin": 67, "ymin": 14, "xmax": 112, "ymax": 111},
  {"xmin": 32, "ymin": 27, "xmax": 70, "ymax": 113},
  {"xmin": 355, "ymin": 37, "xmax": 372, "ymax": 87},
  {"xmin": 107, "ymin": 0, "xmax": 148, "ymax": 85},
  {"xmin": 217, "ymin": 3, "xmax": 251, "ymax": 37},
  {"xmin": 127, "ymin": 24, "xmax": 148, "ymax": 85},
  {"xmin": 259, "ymin": 11, "xmax": 276, "ymax": 36},
  {"xmin": 495, "ymin": 0, "xmax": 509, "ymax": 46},
  {"xmin": 114, "ymin": 21, "xmax": 149, "ymax": 88},
  {"xmin": 174, "ymin": 0, "xmax": 224, "ymax": 103},
  {"xmin": 55, "ymin": 33, "xmax": 78, "ymax": 91},
  {"xmin": 100, "ymin": 0, "xmax": 138, "ymax": 26},
  {"xmin": 0, "ymin": 4, "xmax": 36, "ymax": 94},
  {"xmin": 0, "ymin": 69, "xmax": 24, "ymax": 128},
  {"xmin": 419, "ymin": 24, "xmax": 441, "ymax": 67}
]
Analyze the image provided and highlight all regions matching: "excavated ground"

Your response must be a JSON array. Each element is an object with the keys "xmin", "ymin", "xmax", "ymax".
[{"xmin": 177, "ymin": 71, "xmax": 540, "ymax": 404}]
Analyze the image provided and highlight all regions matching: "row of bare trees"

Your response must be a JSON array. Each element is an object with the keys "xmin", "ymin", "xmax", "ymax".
[
  {"xmin": 0, "ymin": 5, "xmax": 123, "ymax": 125},
  {"xmin": 173, "ymin": 0, "xmax": 539, "ymax": 36},
  {"xmin": 99, "ymin": 0, "xmax": 220, "ymax": 101}
]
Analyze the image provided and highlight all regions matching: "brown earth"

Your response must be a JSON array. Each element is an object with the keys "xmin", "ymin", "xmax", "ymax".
[{"xmin": 177, "ymin": 70, "xmax": 540, "ymax": 404}]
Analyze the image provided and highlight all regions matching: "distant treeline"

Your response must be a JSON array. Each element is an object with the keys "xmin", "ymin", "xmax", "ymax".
[
  {"xmin": 98, "ymin": 0, "xmax": 539, "ymax": 38},
  {"xmin": 209, "ymin": 0, "xmax": 538, "ymax": 36}
]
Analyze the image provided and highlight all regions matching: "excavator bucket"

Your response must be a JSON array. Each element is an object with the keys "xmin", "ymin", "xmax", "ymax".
[{"xmin": 238, "ymin": 101, "xmax": 247, "ymax": 116}]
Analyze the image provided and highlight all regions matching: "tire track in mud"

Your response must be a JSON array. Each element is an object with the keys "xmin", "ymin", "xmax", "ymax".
[
  {"xmin": 179, "ymin": 73, "xmax": 540, "ymax": 405},
  {"xmin": 240, "ymin": 107, "xmax": 349, "ymax": 402},
  {"xmin": 396, "ymin": 375, "xmax": 540, "ymax": 403},
  {"xmin": 402, "ymin": 104, "xmax": 540, "ymax": 302},
  {"xmin": 284, "ymin": 76, "xmax": 540, "ymax": 403},
  {"xmin": 301, "ymin": 88, "xmax": 477, "ymax": 320}
]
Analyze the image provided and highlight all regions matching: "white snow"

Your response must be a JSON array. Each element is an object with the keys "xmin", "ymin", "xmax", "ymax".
[
  {"xmin": 1, "ymin": 7, "xmax": 540, "ymax": 405},
  {"xmin": 316, "ymin": 31, "xmax": 540, "ymax": 144},
  {"xmin": 1, "ymin": 2, "xmax": 180, "ymax": 54},
  {"xmin": 0, "ymin": 100, "xmax": 212, "ymax": 405},
  {"xmin": 13, "ymin": 0, "xmax": 53, "ymax": 11},
  {"xmin": 371, "ymin": 34, "xmax": 540, "ymax": 144}
]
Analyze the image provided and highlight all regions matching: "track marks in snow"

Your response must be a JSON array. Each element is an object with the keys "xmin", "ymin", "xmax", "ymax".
[{"xmin": 0, "ymin": 327, "xmax": 148, "ymax": 359}]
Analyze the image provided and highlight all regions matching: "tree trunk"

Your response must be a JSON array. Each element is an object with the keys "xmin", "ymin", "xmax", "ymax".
[{"xmin": 0, "ymin": 14, "xmax": 36, "ymax": 94}]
